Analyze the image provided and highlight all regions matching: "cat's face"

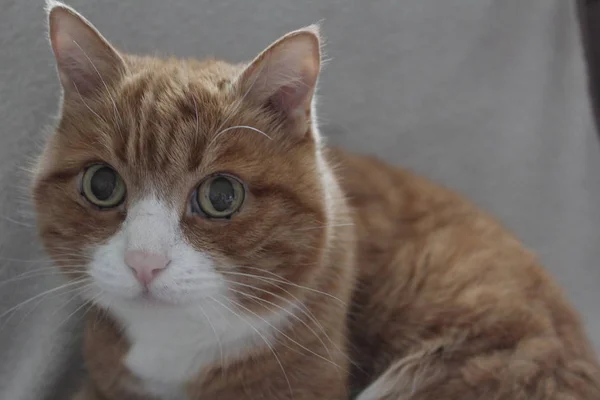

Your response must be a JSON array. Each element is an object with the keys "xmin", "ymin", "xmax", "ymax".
[{"xmin": 34, "ymin": 4, "xmax": 329, "ymax": 316}]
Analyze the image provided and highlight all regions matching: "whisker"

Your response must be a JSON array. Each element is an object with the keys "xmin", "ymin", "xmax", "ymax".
[
  {"xmin": 209, "ymin": 295, "xmax": 294, "ymax": 399},
  {"xmin": 221, "ymin": 272, "xmax": 342, "ymax": 355},
  {"xmin": 73, "ymin": 80, "xmax": 106, "ymax": 123},
  {"xmin": 0, "ymin": 215, "xmax": 33, "ymax": 228},
  {"xmin": 208, "ymin": 125, "xmax": 272, "ymax": 147},
  {"xmin": 225, "ymin": 295, "xmax": 344, "ymax": 372},
  {"xmin": 236, "ymin": 266, "xmax": 347, "ymax": 306},
  {"xmin": 92, "ymin": 297, "xmax": 112, "ymax": 332},
  {"xmin": 220, "ymin": 274, "xmax": 323, "ymax": 329},
  {"xmin": 0, "ymin": 256, "xmax": 56, "ymax": 263},
  {"xmin": 0, "ymin": 278, "xmax": 91, "ymax": 321},
  {"xmin": 179, "ymin": 269, "xmax": 343, "ymax": 350},
  {"xmin": 0, "ymin": 270, "xmax": 87, "ymax": 287},
  {"xmin": 48, "ymin": 283, "xmax": 95, "ymax": 318},
  {"xmin": 230, "ymin": 288, "xmax": 336, "ymax": 366},
  {"xmin": 51, "ymin": 290, "xmax": 101, "ymax": 334},
  {"xmin": 0, "ymin": 262, "xmax": 87, "ymax": 271},
  {"xmin": 76, "ymin": 299, "xmax": 99, "ymax": 328},
  {"xmin": 222, "ymin": 271, "xmax": 365, "ymax": 372},
  {"xmin": 295, "ymin": 223, "xmax": 355, "ymax": 231},
  {"xmin": 2, "ymin": 280, "xmax": 92, "ymax": 331},
  {"xmin": 197, "ymin": 303, "xmax": 225, "ymax": 373},
  {"xmin": 12, "ymin": 286, "xmax": 80, "ymax": 330},
  {"xmin": 71, "ymin": 39, "xmax": 123, "ymax": 129},
  {"xmin": 208, "ymin": 60, "xmax": 267, "ymax": 145}
]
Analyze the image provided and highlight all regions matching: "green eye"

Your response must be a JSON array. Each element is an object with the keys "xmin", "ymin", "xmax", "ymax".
[
  {"xmin": 194, "ymin": 174, "xmax": 245, "ymax": 218},
  {"xmin": 81, "ymin": 164, "xmax": 126, "ymax": 208}
]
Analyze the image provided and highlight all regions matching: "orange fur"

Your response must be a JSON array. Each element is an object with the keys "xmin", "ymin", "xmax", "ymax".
[{"xmin": 33, "ymin": 3, "xmax": 600, "ymax": 399}]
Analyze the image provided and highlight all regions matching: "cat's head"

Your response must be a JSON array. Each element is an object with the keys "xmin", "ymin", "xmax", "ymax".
[{"xmin": 33, "ymin": 2, "xmax": 334, "ymax": 316}]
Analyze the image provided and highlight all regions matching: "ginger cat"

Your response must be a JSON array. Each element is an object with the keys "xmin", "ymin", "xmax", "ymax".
[{"xmin": 33, "ymin": 2, "xmax": 600, "ymax": 399}]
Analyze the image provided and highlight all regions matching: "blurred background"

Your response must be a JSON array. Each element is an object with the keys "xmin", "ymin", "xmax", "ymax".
[{"xmin": 0, "ymin": 0, "xmax": 599, "ymax": 399}]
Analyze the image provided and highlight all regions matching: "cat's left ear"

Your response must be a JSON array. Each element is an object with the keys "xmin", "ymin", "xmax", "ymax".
[{"xmin": 236, "ymin": 25, "xmax": 322, "ymax": 139}]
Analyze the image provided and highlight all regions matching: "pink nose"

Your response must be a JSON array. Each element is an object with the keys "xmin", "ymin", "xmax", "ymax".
[{"xmin": 125, "ymin": 250, "xmax": 170, "ymax": 285}]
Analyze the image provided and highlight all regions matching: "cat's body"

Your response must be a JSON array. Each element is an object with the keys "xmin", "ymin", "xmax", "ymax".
[
  {"xmin": 34, "ymin": 3, "xmax": 600, "ymax": 399},
  {"xmin": 338, "ymin": 150, "xmax": 600, "ymax": 399}
]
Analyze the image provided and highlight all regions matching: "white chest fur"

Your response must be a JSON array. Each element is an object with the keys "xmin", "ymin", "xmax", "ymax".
[{"xmin": 112, "ymin": 299, "xmax": 292, "ymax": 399}]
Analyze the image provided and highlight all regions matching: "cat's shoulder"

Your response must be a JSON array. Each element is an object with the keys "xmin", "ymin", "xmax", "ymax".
[{"xmin": 325, "ymin": 146, "xmax": 468, "ymax": 215}]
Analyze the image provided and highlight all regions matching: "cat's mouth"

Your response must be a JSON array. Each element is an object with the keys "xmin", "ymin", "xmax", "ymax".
[
  {"xmin": 88, "ymin": 279, "xmax": 181, "ymax": 308},
  {"xmin": 110, "ymin": 288, "xmax": 182, "ymax": 309},
  {"xmin": 121, "ymin": 283, "xmax": 217, "ymax": 308}
]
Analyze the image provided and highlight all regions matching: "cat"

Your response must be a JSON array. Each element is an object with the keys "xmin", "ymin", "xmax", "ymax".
[{"xmin": 32, "ymin": 2, "xmax": 600, "ymax": 399}]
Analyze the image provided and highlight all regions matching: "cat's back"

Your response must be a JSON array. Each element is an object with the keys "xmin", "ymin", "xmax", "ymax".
[
  {"xmin": 327, "ymin": 146, "xmax": 536, "ymax": 296},
  {"xmin": 327, "ymin": 146, "xmax": 516, "ymax": 277},
  {"xmin": 327, "ymin": 147, "xmax": 600, "ymax": 395}
]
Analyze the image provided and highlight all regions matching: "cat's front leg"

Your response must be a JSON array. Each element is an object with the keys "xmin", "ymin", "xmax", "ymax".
[{"xmin": 356, "ymin": 338, "xmax": 600, "ymax": 400}]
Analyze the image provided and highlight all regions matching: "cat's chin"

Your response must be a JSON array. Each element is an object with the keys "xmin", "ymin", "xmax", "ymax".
[
  {"xmin": 106, "ymin": 292, "xmax": 185, "ymax": 309},
  {"xmin": 94, "ymin": 287, "xmax": 216, "ymax": 310}
]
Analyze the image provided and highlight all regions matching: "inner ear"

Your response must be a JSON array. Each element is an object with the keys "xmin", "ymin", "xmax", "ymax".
[{"xmin": 269, "ymin": 81, "xmax": 312, "ymax": 118}]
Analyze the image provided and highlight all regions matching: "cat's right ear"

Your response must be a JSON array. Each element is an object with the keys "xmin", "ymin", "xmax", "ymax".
[{"xmin": 46, "ymin": 1, "xmax": 126, "ymax": 98}]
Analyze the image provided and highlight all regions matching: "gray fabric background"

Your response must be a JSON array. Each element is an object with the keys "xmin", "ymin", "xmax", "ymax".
[{"xmin": 1, "ymin": 0, "xmax": 599, "ymax": 399}]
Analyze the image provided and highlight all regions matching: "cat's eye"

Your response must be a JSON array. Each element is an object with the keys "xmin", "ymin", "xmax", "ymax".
[
  {"xmin": 81, "ymin": 164, "xmax": 126, "ymax": 208},
  {"xmin": 193, "ymin": 174, "xmax": 245, "ymax": 218}
]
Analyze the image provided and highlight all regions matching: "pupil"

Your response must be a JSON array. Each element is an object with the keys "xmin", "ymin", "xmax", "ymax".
[
  {"xmin": 209, "ymin": 177, "xmax": 235, "ymax": 212},
  {"xmin": 90, "ymin": 167, "xmax": 116, "ymax": 201}
]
